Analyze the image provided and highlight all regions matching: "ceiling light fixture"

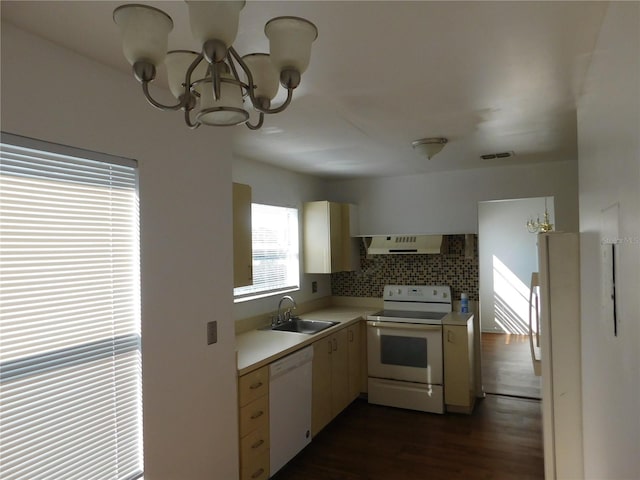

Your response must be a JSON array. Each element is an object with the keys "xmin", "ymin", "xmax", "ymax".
[
  {"xmin": 411, "ymin": 137, "xmax": 448, "ymax": 160},
  {"xmin": 113, "ymin": 2, "xmax": 318, "ymax": 130},
  {"xmin": 526, "ymin": 199, "xmax": 554, "ymax": 233}
]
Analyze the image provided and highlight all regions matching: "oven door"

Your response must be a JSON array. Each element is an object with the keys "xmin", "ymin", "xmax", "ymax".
[{"xmin": 367, "ymin": 321, "xmax": 443, "ymax": 385}]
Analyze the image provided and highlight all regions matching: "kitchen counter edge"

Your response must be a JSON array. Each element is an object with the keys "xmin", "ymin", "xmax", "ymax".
[
  {"xmin": 443, "ymin": 312, "xmax": 474, "ymax": 326},
  {"xmin": 236, "ymin": 308, "xmax": 473, "ymax": 376},
  {"xmin": 236, "ymin": 306, "xmax": 377, "ymax": 376}
]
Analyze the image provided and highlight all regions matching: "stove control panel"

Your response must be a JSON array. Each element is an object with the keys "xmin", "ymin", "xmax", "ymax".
[{"xmin": 383, "ymin": 285, "xmax": 451, "ymax": 303}]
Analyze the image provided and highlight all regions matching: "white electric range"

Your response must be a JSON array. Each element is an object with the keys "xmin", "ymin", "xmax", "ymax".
[{"xmin": 366, "ymin": 285, "xmax": 452, "ymax": 414}]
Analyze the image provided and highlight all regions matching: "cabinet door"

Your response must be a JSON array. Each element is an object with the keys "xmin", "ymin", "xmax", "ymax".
[
  {"xmin": 330, "ymin": 328, "xmax": 350, "ymax": 415},
  {"xmin": 443, "ymin": 325, "xmax": 471, "ymax": 407},
  {"xmin": 328, "ymin": 202, "xmax": 344, "ymax": 272},
  {"xmin": 304, "ymin": 201, "xmax": 331, "ymax": 273},
  {"xmin": 238, "ymin": 365, "xmax": 269, "ymax": 407},
  {"xmin": 303, "ymin": 201, "xmax": 355, "ymax": 274},
  {"xmin": 311, "ymin": 337, "xmax": 332, "ymax": 436},
  {"xmin": 233, "ymin": 183, "xmax": 252, "ymax": 287},
  {"xmin": 347, "ymin": 323, "xmax": 361, "ymax": 401}
]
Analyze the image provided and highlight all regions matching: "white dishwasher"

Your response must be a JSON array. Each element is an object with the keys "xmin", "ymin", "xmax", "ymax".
[{"xmin": 269, "ymin": 345, "xmax": 313, "ymax": 476}]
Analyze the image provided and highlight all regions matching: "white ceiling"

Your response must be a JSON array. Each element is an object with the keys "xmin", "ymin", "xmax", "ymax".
[{"xmin": 1, "ymin": 1, "xmax": 608, "ymax": 179}]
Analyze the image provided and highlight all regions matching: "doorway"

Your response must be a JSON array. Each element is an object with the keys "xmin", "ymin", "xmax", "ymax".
[{"xmin": 478, "ymin": 197, "xmax": 551, "ymax": 398}]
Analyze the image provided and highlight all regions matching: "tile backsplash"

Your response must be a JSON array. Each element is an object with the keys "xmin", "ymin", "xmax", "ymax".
[{"xmin": 331, "ymin": 234, "xmax": 479, "ymax": 301}]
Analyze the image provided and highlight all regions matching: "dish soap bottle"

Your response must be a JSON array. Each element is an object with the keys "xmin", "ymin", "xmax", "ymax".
[{"xmin": 460, "ymin": 293, "xmax": 469, "ymax": 313}]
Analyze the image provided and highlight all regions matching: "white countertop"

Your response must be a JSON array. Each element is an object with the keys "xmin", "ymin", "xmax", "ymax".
[
  {"xmin": 443, "ymin": 312, "xmax": 474, "ymax": 326},
  {"xmin": 236, "ymin": 306, "xmax": 474, "ymax": 376},
  {"xmin": 236, "ymin": 306, "xmax": 378, "ymax": 376}
]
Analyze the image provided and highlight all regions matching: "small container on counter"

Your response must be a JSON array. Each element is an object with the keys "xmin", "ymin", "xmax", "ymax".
[{"xmin": 460, "ymin": 293, "xmax": 469, "ymax": 313}]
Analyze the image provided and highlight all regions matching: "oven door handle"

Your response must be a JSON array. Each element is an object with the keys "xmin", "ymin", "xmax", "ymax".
[{"xmin": 367, "ymin": 321, "xmax": 441, "ymax": 332}]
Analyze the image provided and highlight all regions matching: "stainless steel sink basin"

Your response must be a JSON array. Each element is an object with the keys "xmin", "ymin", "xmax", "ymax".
[{"xmin": 271, "ymin": 318, "xmax": 338, "ymax": 335}]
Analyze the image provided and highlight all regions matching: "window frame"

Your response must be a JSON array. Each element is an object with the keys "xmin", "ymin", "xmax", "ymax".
[
  {"xmin": 0, "ymin": 132, "xmax": 143, "ymax": 480},
  {"xmin": 233, "ymin": 202, "xmax": 300, "ymax": 302}
]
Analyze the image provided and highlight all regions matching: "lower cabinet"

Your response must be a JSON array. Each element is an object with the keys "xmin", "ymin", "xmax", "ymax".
[
  {"xmin": 238, "ymin": 366, "xmax": 270, "ymax": 480},
  {"xmin": 347, "ymin": 323, "xmax": 362, "ymax": 400},
  {"xmin": 311, "ymin": 323, "xmax": 361, "ymax": 436},
  {"xmin": 237, "ymin": 321, "xmax": 363, "ymax": 478},
  {"xmin": 443, "ymin": 319, "xmax": 475, "ymax": 414}
]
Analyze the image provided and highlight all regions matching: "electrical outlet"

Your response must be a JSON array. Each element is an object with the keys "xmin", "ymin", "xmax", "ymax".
[
  {"xmin": 312, "ymin": 281, "xmax": 318, "ymax": 293},
  {"xmin": 207, "ymin": 321, "xmax": 217, "ymax": 345}
]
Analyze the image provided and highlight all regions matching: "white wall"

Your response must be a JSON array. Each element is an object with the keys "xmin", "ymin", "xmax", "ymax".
[
  {"xmin": 232, "ymin": 156, "xmax": 332, "ymax": 320},
  {"xmin": 577, "ymin": 3, "xmax": 640, "ymax": 478},
  {"xmin": 478, "ymin": 197, "xmax": 554, "ymax": 333},
  {"xmin": 1, "ymin": 23, "xmax": 239, "ymax": 480},
  {"xmin": 326, "ymin": 160, "xmax": 578, "ymax": 235}
]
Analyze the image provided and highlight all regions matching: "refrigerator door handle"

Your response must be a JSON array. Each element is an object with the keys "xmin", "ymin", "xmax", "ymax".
[
  {"xmin": 535, "ymin": 286, "xmax": 541, "ymax": 348},
  {"xmin": 529, "ymin": 272, "xmax": 542, "ymax": 376}
]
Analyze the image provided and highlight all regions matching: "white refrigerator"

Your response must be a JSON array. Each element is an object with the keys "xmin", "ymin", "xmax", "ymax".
[{"xmin": 529, "ymin": 232, "xmax": 584, "ymax": 480}]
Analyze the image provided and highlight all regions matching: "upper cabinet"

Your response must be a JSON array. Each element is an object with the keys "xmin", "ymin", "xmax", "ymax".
[
  {"xmin": 233, "ymin": 183, "xmax": 253, "ymax": 288},
  {"xmin": 303, "ymin": 201, "xmax": 358, "ymax": 274}
]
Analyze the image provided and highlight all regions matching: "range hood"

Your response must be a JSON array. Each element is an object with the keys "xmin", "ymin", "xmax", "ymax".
[{"xmin": 366, "ymin": 235, "xmax": 443, "ymax": 255}]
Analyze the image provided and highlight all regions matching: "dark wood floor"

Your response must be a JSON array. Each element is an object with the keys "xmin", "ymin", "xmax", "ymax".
[
  {"xmin": 272, "ymin": 395, "xmax": 543, "ymax": 480},
  {"xmin": 272, "ymin": 332, "xmax": 544, "ymax": 479},
  {"xmin": 481, "ymin": 333, "xmax": 541, "ymax": 399}
]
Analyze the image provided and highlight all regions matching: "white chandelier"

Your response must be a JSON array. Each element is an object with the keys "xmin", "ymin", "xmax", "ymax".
[{"xmin": 113, "ymin": 1, "xmax": 318, "ymax": 130}]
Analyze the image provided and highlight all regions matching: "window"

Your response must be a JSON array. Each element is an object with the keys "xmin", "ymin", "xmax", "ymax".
[
  {"xmin": 0, "ymin": 133, "xmax": 142, "ymax": 480},
  {"xmin": 234, "ymin": 203, "xmax": 299, "ymax": 300}
]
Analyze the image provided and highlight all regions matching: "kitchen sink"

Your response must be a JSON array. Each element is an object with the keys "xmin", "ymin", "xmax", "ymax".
[{"xmin": 271, "ymin": 318, "xmax": 338, "ymax": 335}]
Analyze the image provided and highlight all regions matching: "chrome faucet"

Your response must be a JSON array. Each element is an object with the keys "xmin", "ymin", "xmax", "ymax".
[{"xmin": 275, "ymin": 295, "xmax": 297, "ymax": 326}]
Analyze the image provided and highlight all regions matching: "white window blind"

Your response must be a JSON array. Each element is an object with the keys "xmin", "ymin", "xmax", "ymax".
[
  {"xmin": 0, "ymin": 133, "xmax": 142, "ymax": 480},
  {"xmin": 234, "ymin": 203, "xmax": 299, "ymax": 300}
]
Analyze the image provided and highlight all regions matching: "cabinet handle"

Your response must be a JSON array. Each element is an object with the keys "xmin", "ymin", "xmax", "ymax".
[
  {"xmin": 250, "ymin": 410, "xmax": 264, "ymax": 420},
  {"xmin": 248, "ymin": 265, "xmax": 253, "ymax": 281},
  {"xmin": 249, "ymin": 381, "xmax": 263, "ymax": 390},
  {"xmin": 251, "ymin": 439, "xmax": 265, "ymax": 450},
  {"xmin": 251, "ymin": 468, "xmax": 264, "ymax": 479},
  {"xmin": 348, "ymin": 329, "xmax": 354, "ymax": 342},
  {"xmin": 447, "ymin": 330, "xmax": 454, "ymax": 343},
  {"xmin": 332, "ymin": 338, "xmax": 338, "ymax": 351},
  {"xmin": 328, "ymin": 340, "xmax": 332, "ymax": 355}
]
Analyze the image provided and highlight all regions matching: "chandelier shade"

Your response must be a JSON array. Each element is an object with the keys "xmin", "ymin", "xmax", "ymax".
[
  {"xmin": 265, "ymin": 17, "xmax": 318, "ymax": 75},
  {"xmin": 113, "ymin": 1, "xmax": 317, "ymax": 130},
  {"xmin": 195, "ymin": 76, "xmax": 249, "ymax": 127},
  {"xmin": 241, "ymin": 53, "xmax": 280, "ymax": 102},
  {"xmin": 185, "ymin": 0, "xmax": 245, "ymax": 47},
  {"xmin": 113, "ymin": 4, "xmax": 173, "ymax": 67}
]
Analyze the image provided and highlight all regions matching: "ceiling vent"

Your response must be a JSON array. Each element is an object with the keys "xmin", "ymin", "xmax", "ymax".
[{"xmin": 480, "ymin": 151, "xmax": 515, "ymax": 160}]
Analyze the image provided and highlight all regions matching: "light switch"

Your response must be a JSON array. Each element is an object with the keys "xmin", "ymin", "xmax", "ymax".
[{"xmin": 207, "ymin": 321, "xmax": 217, "ymax": 345}]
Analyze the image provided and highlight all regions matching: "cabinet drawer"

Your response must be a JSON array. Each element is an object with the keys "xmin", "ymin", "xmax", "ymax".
[
  {"xmin": 240, "ymin": 449, "xmax": 269, "ymax": 480},
  {"xmin": 239, "ymin": 394, "xmax": 269, "ymax": 437},
  {"xmin": 240, "ymin": 426, "xmax": 269, "ymax": 462},
  {"xmin": 238, "ymin": 366, "xmax": 269, "ymax": 407}
]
